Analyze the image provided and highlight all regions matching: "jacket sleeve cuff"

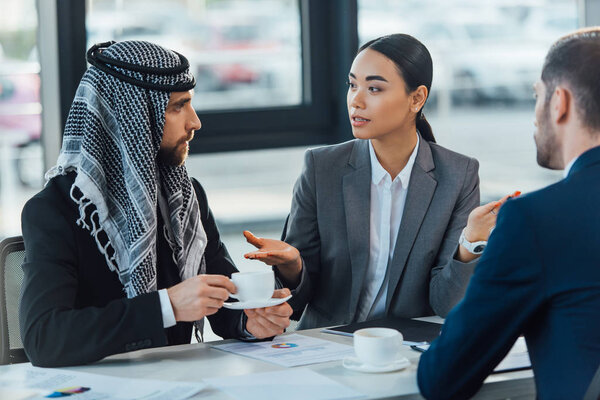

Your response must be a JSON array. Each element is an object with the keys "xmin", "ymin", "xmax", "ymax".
[{"xmin": 237, "ymin": 312, "xmax": 275, "ymax": 342}]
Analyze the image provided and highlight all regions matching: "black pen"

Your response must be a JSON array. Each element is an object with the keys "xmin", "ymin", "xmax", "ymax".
[{"xmin": 411, "ymin": 344, "xmax": 427, "ymax": 353}]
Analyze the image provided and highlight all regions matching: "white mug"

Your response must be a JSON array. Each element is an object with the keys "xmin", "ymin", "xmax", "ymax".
[
  {"xmin": 353, "ymin": 328, "xmax": 403, "ymax": 366},
  {"xmin": 230, "ymin": 270, "xmax": 275, "ymax": 302}
]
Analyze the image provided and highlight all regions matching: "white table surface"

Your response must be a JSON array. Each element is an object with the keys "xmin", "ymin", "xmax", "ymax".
[{"xmin": 11, "ymin": 323, "xmax": 533, "ymax": 400}]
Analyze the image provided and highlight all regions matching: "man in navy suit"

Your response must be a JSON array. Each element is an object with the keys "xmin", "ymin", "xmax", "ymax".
[{"xmin": 417, "ymin": 28, "xmax": 600, "ymax": 400}]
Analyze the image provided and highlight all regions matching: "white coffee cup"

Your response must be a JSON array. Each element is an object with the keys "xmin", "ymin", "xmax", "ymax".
[
  {"xmin": 230, "ymin": 270, "xmax": 275, "ymax": 302},
  {"xmin": 353, "ymin": 328, "xmax": 403, "ymax": 366}
]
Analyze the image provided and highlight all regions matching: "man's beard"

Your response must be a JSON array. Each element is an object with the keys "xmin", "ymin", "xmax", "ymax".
[
  {"xmin": 158, "ymin": 141, "xmax": 188, "ymax": 167},
  {"xmin": 535, "ymin": 102, "xmax": 562, "ymax": 170}
]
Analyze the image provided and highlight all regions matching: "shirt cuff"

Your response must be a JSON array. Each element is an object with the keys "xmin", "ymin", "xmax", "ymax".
[
  {"xmin": 158, "ymin": 288, "xmax": 176, "ymax": 328},
  {"xmin": 238, "ymin": 312, "xmax": 277, "ymax": 342}
]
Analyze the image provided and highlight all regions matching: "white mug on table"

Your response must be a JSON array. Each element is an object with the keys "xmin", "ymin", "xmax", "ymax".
[{"xmin": 353, "ymin": 328, "xmax": 403, "ymax": 367}]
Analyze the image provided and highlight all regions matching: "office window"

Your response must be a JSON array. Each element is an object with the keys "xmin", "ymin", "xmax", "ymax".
[
  {"xmin": 86, "ymin": 0, "xmax": 302, "ymax": 111},
  {"xmin": 75, "ymin": 0, "xmax": 338, "ymax": 154},
  {"xmin": 358, "ymin": 0, "xmax": 577, "ymax": 201},
  {"xmin": 0, "ymin": 0, "xmax": 43, "ymax": 239}
]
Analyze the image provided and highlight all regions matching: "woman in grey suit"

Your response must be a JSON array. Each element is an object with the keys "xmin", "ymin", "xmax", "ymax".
[{"xmin": 244, "ymin": 34, "xmax": 514, "ymax": 330}]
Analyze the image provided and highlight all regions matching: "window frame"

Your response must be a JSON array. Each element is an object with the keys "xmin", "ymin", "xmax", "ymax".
[{"xmin": 55, "ymin": 0, "xmax": 359, "ymax": 154}]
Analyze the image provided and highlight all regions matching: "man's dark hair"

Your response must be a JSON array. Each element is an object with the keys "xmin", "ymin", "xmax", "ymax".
[{"xmin": 541, "ymin": 27, "xmax": 600, "ymax": 132}]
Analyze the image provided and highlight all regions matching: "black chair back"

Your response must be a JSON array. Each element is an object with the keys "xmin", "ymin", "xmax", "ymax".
[{"xmin": 0, "ymin": 236, "xmax": 28, "ymax": 364}]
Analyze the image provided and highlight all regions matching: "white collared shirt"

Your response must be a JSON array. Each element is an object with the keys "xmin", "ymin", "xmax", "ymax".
[
  {"xmin": 356, "ymin": 134, "xmax": 420, "ymax": 321},
  {"xmin": 563, "ymin": 155, "xmax": 579, "ymax": 178}
]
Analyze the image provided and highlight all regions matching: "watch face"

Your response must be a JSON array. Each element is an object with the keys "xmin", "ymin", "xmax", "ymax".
[{"xmin": 474, "ymin": 245, "xmax": 485, "ymax": 253}]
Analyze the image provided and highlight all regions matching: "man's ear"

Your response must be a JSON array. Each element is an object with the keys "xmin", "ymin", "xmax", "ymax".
[{"xmin": 552, "ymin": 86, "xmax": 571, "ymax": 125}]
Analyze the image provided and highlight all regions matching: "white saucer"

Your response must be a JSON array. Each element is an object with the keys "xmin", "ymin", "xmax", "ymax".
[
  {"xmin": 223, "ymin": 295, "xmax": 292, "ymax": 310},
  {"xmin": 342, "ymin": 356, "xmax": 411, "ymax": 373}
]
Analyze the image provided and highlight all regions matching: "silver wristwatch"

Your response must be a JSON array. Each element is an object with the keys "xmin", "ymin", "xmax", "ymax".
[{"xmin": 459, "ymin": 228, "xmax": 487, "ymax": 255}]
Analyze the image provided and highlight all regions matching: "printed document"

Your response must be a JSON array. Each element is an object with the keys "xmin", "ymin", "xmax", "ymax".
[
  {"xmin": 212, "ymin": 333, "xmax": 355, "ymax": 367},
  {"xmin": 0, "ymin": 363, "xmax": 205, "ymax": 400}
]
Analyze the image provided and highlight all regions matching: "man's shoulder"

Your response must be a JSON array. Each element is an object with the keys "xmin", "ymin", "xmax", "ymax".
[
  {"xmin": 188, "ymin": 177, "xmax": 209, "ymax": 209},
  {"xmin": 24, "ymin": 173, "xmax": 75, "ymax": 211},
  {"xmin": 496, "ymin": 177, "xmax": 575, "ymax": 227},
  {"xmin": 21, "ymin": 174, "xmax": 80, "ymax": 249},
  {"xmin": 511, "ymin": 177, "xmax": 572, "ymax": 211}
]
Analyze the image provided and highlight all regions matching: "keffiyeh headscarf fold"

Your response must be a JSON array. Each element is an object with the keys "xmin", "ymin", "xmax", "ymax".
[{"xmin": 46, "ymin": 40, "xmax": 206, "ymax": 298}]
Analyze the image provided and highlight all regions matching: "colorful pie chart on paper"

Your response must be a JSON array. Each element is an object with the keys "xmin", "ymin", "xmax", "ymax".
[
  {"xmin": 45, "ymin": 387, "xmax": 91, "ymax": 397},
  {"xmin": 271, "ymin": 343, "xmax": 298, "ymax": 349}
]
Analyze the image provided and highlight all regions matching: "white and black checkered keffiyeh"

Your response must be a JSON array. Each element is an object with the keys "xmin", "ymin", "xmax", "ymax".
[{"xmin": 46, "ymin": 40, "xmax": 207, "ymax": 298}]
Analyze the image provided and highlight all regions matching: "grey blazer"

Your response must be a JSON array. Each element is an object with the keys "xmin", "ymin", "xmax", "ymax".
[{"xmin": 282, "ymin": 138, "xmax": 480, "ymax": 330}]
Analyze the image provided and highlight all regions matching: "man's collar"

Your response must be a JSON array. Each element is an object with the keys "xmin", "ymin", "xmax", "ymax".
[
  {"xmin": 566, "ymin": 145, "xmax": 600, "ymax": 178},
  {"xmin": 563, "ymin": 156, "xmax": 578, "ymax": 178}
]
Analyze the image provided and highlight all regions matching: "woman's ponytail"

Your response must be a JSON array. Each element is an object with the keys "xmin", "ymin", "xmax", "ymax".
[{"xmin": 416, "ymin": 111, "xmax": 435, "ymax": 143}]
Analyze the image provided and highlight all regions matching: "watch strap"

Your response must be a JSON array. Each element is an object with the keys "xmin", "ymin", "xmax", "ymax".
[{"xmin": 459, "ymin": 228, "xmax": 487, "ymax": 255}]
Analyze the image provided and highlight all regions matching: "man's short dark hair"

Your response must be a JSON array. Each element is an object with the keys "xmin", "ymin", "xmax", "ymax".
[{"xmin": 541, "ymin": 27, "xmax": 600, "ymax": 132}]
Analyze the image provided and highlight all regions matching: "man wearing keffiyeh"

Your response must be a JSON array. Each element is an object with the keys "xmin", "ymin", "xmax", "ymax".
[{"xmin": 19, "ymin": 41, "xmax": 293, "ymax": 367}]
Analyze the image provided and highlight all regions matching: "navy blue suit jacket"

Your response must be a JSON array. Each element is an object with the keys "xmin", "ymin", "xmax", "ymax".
[{"xmin": 417, "ymin": 146, "xmax": 600, "ymax": 400}]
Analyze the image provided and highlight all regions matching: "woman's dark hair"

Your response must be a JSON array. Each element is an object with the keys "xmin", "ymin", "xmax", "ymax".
[{"xmin": 358, "ymin": 34, "xmax": 435, "ymax": 142}]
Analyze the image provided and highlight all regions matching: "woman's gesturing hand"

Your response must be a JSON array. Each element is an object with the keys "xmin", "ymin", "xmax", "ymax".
[
  {"xmin": 457, "ymin": 191, "xmax": 521, "ymax": 262},
  {"xmin": 243, "ymin": 231, "xmax": 303, "ymax": 286}
]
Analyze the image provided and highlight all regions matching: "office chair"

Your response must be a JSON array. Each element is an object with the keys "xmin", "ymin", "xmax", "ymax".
[
  {"xmin": 0, "ymin": 236, "xmax": 28, "ymax": 364},
  {"xmin": 584, "ymin": 363, "xmax": 600, "ymax": 400}
]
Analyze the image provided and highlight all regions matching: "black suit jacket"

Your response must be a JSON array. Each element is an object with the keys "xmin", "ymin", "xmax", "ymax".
[{"xmin": 20, "ymin": 172, "xmax": 243, "ymax": 367}]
